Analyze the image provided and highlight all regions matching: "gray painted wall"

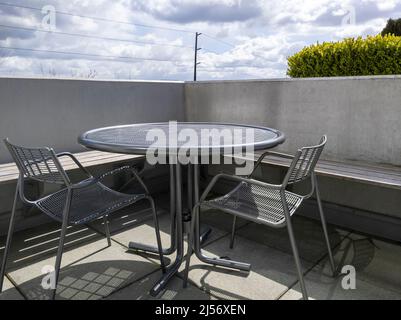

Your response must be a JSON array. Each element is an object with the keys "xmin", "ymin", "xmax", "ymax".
[
  {"xmin": 185, "ymin": 76, "xmax": 401, "ymax": 166},
  {"xmin": 0, "ymin": 77, "xmax": 185, "ymax": 163}
]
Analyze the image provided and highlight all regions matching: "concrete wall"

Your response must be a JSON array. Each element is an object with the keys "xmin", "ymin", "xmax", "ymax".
[
  {"xmin": 3, "ymin": 75, "xmax": 400, "ymax": 166},
  {"xmin": 185, "ymin": 76, "xmax": 401, "ymax": 166},
  {"xmin": 0, "ymin": 77, "xmax": 185, "ymax": 163},
  {"xmin": 185, "ymin": 76, "xmax": 401, "ymax": 240},
  {"xmin": 1, "ymin": 75, "xmax": 401, "ymax": 240}
]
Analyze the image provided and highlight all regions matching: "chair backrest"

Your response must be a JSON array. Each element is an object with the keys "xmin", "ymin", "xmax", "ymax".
[
  {"xmin": 4, "ymin": 139, "xmax": 69, "ymax": 185},
  {"xmin": 283, "ymin": 136, "xmax": 327, "ymax": 185}
]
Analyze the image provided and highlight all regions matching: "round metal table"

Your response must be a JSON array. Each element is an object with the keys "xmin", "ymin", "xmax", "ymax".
[{"xmin": 79, "ymin": 122, "xmax": 285, "ymax": 296}]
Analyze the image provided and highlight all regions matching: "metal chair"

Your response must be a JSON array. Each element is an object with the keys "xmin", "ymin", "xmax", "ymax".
[
  {"xmin": 0, "ymin": 139, "xmax": 165, "ymax": 299},
  {"xmin": 184, "ymin": 136, "xmax": 335, "ymax": 300}
]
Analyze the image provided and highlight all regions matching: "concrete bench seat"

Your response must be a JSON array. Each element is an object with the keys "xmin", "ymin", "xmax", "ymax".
[
  {"xmin": 223, "ymin": 151, "xmax": 401, "ymax": 242},
  {"xmin": 0, "ymin": 150, "xmax": 145, "ymax": 185},
  {"xmin": 230, "ymin": 151, "xmax": 401, "ymax": 190}
]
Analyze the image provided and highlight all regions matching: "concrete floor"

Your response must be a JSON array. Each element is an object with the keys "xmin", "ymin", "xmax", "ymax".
[{"xmin": 1, "ymin": 196, "xmax": 401, "ymax": 300}]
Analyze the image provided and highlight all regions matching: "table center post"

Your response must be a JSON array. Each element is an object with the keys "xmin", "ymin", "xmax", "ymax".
[{"xmin": 78, "ymin": 122, "xmax": 286, "ymax": 297}]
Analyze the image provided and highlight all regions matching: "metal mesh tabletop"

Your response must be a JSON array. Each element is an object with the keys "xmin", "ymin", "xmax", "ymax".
[{"xmin": 79, "ymin": 123, "xmax": 285, "ymax": 154}]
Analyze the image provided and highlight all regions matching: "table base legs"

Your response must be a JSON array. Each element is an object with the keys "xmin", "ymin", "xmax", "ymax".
[
  {"xmin": 150, "ymin": 257, "xmax": 182, "ymax": 297},
  {"xmin": 199, "ymin": 225, "xmax": 212, "ymax": 244},
  {"xmin": 128, "ymin": 226, "xmax": 211, "ymax": 255},
  {"xmin": 131, "ymin": 163, "xmax": 251, "ymax": 297},
  {"xmin": 150, "ymin": 163, "xmax": 184, "ymax": 297}
]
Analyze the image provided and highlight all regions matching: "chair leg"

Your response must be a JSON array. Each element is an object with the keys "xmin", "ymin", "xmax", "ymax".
[
  {"xmin": 230, "ymin": 216, "xmax": 237, "ymax": 249},
  {"xmin": 183, "ymin": 205, "xmax": 197, "ymax": 288},
  {"xmin": 148, "ymin": 197, "xmax": 166, "ymax": 273},
  {"xmin": 103, "ymin": 215, "xmax": 111, "ymax": 247},
  {"xmin": 314, "ymin": 176, "xmax": 336, "ymax": 276},
  {"xmin": 281, "ymin": 194, "xmax": 308, "ymax": 300},
  {"xmin": 52, "ymin": 189, "xmax": 72, "ymax": 300},
  {"xmin": 286, "ymin": 219, "xmax": 308, "ymax": 300},
  {"xmin": 0, "ymin": 184, "xmax": 19, "ymax": 292}
]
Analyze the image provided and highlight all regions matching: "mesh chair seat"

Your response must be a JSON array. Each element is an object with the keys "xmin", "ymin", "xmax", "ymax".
[
  {"xmin": 204, "ymin": 182, "xmax": 303, "ymax": 226},
  {"xmin": 36, "ymin": 181, "xmax": 146, "ymax": 225}
]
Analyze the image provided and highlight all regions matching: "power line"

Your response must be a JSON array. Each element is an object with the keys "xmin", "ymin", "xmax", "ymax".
[
  {"xmin": 0, "ymin": 24, "xmax": 192, "ymax": 49},
  {"xmin": 202, "ymin": 48, "xmax": 223, "ymax": 55},
  {"xmin": 0, "ymin": 45, "xmax": 189, "ymax": 64},
  {"xmin": 0, "ymin": 2, "xmax": 272, "ymax": 62},
  {"xmin": 203, "ymin": 33, "xmax": 236, "ymax": 48},
  {"xmin": 201, "ymin": 47, "xmax": 273, "ymax": 68},
  {"xmin": 200, "ymin": 64, "xmax": 267, "ymax": 69},
  {"xmin": 0, "ymin": 2, "xmax": 195, "ymax": 34},
  {"xmin": 0, "ymin": 24, "xmax": 193, "ymax": 49},
  {"xmin": 0, "ymin": 2, "xmax": 273, "ymax": 77},
  {"xmin": 198, "ymin": 64, "xmax": 268, "ymax": 75},
  {"xmin": 202, "ymin": 33, "xmax": 272, "ymax": 63}
]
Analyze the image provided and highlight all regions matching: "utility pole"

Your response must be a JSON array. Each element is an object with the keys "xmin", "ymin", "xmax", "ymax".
[{"xmin": 194, "ymin": 32, "xmax": 202, "ymax": 81}]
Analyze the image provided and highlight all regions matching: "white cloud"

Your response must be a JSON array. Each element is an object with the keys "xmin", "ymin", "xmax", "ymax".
[
  {"xmin": 375, "ymin": 0, "xmax": 399, "ymax": 11},
  {"xmin": 0, "ymin": 0, "xmax": 398, "ymax": 80}
]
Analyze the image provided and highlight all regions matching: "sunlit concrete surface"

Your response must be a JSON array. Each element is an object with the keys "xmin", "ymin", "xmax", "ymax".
[{"xmin": 1, "ymin": 195, "xmax": 400, "ymax": 300}]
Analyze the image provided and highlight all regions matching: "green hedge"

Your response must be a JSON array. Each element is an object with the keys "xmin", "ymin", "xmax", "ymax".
[{"xmin": 287, "ymin": 35, "xmax": 401, "ymax": 78}]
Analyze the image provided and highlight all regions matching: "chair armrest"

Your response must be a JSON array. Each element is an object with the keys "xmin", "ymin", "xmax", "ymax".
[
  {"xmin": 56, "ymin": 152, "xmax": 92, "ymax": 178},
  {"xmin": 199, "ymin": 173, "xmax": 282, "ymax": 203},
  {"xmin": 70, "ymin": 166, "xmax": 150, "ymax": 194},
  {"xmin": 249, "ymin": 150, "xmax": 295, "ymax": 178},
  {"xmin": 97, "ymin": 165, "xmax": 132, "ymax": 180},
  {"xmin": 264, "ymin": 151, "xmax": 295, "ymax": 159}
]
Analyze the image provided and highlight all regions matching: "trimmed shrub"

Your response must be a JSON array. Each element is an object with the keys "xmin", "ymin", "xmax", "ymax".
[
  {"xmin": 287, "ymin": 35, "xmax": 401, "ymax": 78},
  {"xmin": 382, "ymin": 18, "xmax": 401, "ymax": 36}
]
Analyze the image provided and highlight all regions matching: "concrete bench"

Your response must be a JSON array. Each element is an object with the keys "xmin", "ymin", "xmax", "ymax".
[
  {"xmin": 223, "ymin": 151, "xmax": 401, "ymax": 242},
  {"xmin": 0, "ymin": 150, "xmax": 145, "ymax": 185},
  {"xmin": 230, "ymin": 151, "xmax": 401, "ymax": 190}
]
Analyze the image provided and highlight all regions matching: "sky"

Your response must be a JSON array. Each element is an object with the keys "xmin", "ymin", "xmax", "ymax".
[{"xmin": 0, "ymin": 0, "xmax": 400, "ymax": 81}]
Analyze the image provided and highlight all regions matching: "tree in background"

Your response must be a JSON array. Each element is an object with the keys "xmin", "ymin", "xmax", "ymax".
[
  {"xmin": 381, "ymin": 18, "xmax": 401, "ymax": 36},
  {"xmin": 287, "ymin": 35, "xmax": 401, "ymax": 78}
]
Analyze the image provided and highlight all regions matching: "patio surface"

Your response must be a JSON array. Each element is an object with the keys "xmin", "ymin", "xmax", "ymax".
[{"xmin": 1, "ymin": 194, "xmax": 401, "ymax": 300}]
